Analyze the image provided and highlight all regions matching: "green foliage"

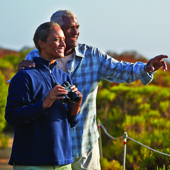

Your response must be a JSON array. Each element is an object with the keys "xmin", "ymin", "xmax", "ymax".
[
  {"xmin": 97, "ymin": 77, "xmax": 170, "ymax": 169},
  {"xmin": 0, "ymin": 48, "xmax": 33, "ymax": 79},
  {"xmin": 2, "ymin": 48, "xmax": 31, "ymax": 72},
  {"xmin": 152, "ymin": 70, "xmax": 170, "ymax": 87},
  {"xmin": 0, "ymin": 58, "xmax": 15, "ymax": 80},
  {"xmin": 19, "ymin": 47, "xmax": 34, "ymax": 62},
  {"xmin": 139, "ymin": 149, "xmax": 170, "ymax": 170},
  {"xmin": 100, "ymin": 157, "xmax": 123, "ymax": 170},
  {"xmin": 0, "ymin": 71, "xmax": 8, "ymax": 133},
  {"xmin": 0, "ymin": 48, "xmax": 34, "ymax": 149},
  {"xmin": 0, "ymin": 133, "xmax": 9, "ymax": 148}
]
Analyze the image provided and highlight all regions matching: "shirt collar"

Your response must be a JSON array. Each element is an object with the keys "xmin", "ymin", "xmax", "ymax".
[{"xmin": 74, "ymin": 44, "xmax": 85, "ymax": 58}]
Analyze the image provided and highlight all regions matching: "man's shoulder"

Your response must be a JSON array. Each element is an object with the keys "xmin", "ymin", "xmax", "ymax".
[
  {"xmin": 75, "ymin": 43, "xmax": 99, "ymax": 57},
  {"xmin": 76, "ymin": 43, "xmax": 107, "ymax": 58},
  {"xmin": 77, "ymin": 43, "xmax": 97, "ymax": 51},
  {"xmin": 25, "ymin": 49, "xmax": 39, "ymax": 60}
]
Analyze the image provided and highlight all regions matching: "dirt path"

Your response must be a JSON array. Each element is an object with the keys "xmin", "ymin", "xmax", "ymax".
[{"xmin": 0, "ymin": 133, "xmax": 13, "ymax": 170}]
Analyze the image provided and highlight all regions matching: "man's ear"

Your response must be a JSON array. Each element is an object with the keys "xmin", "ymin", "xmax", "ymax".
[{"xmin": 38, "ymin": 40, "xmax": 44, "ymax": 49}]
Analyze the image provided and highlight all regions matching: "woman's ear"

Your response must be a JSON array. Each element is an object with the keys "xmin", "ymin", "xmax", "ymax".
[{"xmin": 38, "ymin": 40, "xmax": 44, "ymax": 49}]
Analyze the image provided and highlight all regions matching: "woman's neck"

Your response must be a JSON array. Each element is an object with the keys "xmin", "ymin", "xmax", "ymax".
[{"xmin": 39, "ymin": 52, "xmax": 56, "ymax": 64}]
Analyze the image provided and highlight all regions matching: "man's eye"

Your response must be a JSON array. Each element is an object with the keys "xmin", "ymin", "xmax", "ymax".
[
  {"xmin": 66, "ymin": 26, "xmax": 71, "ymax": 30},
  {"xmin": 54, "ymin": 38, "xmax": 59, "ymax": 41}
]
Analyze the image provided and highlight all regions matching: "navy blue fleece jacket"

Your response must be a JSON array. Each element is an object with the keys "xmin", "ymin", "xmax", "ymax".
[{"xmin": 5, "ymin": 57, "xmax": 80, "ymax": 166}]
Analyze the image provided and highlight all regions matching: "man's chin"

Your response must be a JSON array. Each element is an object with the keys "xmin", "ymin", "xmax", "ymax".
[
  {"xmin": 58, "ymin": 54, "xmax": 64, "ymax": 58},
  {"xmin": 69, "ymin": 41, "xmax": 78, "ymax": 48},
  {"xmin": 54, "ymin": 54, "xmax": 64, "ymax": 58}
]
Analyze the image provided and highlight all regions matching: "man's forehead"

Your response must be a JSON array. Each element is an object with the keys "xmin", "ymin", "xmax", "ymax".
[{"xmin": 62, "ymin": 16, "xmax": 79, "ymax": 26}]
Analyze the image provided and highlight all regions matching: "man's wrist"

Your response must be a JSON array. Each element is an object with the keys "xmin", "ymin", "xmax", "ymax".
[
  {"xmin": 43, "ymin": 100, "xmax": 48, "ymax": 109},
  {"xmin": 144, "ymin": 65, "xmax": 151, "ymax": 73},
  {"xmin": 73, "ymin": 102, "xmax": 81, "ymax": 106}
]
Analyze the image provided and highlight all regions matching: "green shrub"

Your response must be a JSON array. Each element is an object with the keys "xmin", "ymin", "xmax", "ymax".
[
  {"xmin": 0, "ymin": 71, "xmax": 8, "ymax": 133},
  {"xmin": 97, "ymin": 80, "xmax": 170, "ymax": 169},
  {"xmin": 139, "ymin": 149, "xmax": 170, "ymax": 170},
  {"xmin": 0, "ymin": 133, "xmax": 9, "ymax": 148},
  {"xmin": 100, "ymin": 157, "xmax": 123, "ymax": 170}
]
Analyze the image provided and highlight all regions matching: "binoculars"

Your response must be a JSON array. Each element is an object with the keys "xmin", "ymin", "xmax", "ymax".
[{"xmin": 55, "ymin": 81, "xmax": 80, "ymax": 104}]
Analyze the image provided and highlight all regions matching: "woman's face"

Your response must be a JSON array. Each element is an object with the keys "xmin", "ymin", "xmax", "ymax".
[{"xmin": 40, "ymin": 25, "xmax": 66, "ymax": 60}]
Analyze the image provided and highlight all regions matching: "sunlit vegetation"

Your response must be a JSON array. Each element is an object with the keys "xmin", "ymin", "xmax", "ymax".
[
  {"xmin": 97, "ymin": 51, "xmax": 170, "ymax": 169},
  {"xmin": 0, "ymin": 47, "xmax": 33, "ymax": 148}
]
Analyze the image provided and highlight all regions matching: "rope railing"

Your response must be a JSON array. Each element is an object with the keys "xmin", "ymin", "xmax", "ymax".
[
  {"xmin": 127, "ymin": 136, "xmax": 170, "ymax": 157},
  {"xmin": 97, "ymin": 120, "xmax": 170, "ymax": 170},
  {"xmin": 100, "ymin": 123, "xmax": 123, "ymax": 140}
]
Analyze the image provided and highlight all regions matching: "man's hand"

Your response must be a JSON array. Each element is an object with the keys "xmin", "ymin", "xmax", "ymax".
[
  {"xmin": 144, "ymin": 55, "xmax": 168, "ymax": 73},
  {"xmin": 70, "ymin": 85, "xmax": 83, "ymax": 105},
  {"xmin": 70, "ymin": 85, "xmax": 83, "ymax": 116},
  {"xmin": 17, "ymin": 60, "xmax": 36, "ymax": 72}
]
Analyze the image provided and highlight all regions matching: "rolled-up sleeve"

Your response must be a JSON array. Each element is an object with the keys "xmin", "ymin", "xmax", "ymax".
[{"xmin": 94, "ymin": 48, "xmax": 153, "ymax": 85}]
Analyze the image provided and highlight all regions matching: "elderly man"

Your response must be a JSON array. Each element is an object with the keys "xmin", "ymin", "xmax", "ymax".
[
  {"xmin": 5, "ymin": 21, "xmax": 82, "ymax": 170},
  {"xmin": 18, "ymin": 10, "xmax": 168, "ymax": 170}
]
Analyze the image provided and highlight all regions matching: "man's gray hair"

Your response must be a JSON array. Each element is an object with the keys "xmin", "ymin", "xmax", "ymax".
[
  {"xmin": 33, "ymin": 22, "xmax": 60, "ymax": 52},
  {"xmin": 50, "ymin": 10, "xmax": 77, "ymax": 26}
]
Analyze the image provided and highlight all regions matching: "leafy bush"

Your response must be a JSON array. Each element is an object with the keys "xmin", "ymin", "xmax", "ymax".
[
  {"xmin": 100, "ymin": 157, "xmax": 123, "ymax": 170},
  {"xmin": 0, "ymin": 133, "xmax": 9, "ymax": 148},
  {"xmin": 0, "ymin": 71, "xmax": 8, "ymax": 133},
  {"xmin": 139, "ymin": 149, "xmax": 170, "ymax": 170},
  {"xmin": 97, "ymin": 77, "xmax": 170, "ymax": 169}
]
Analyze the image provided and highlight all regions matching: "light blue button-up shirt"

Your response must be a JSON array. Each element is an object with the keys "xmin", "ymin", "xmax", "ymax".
[{"xmin": 26, "ymin": 43, "xmax": 153, "ymax": 158}]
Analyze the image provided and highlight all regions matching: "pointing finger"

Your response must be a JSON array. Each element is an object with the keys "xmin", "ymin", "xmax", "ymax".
[
  {"xmin": 161, "ymin": 61, "xmax": 168, "ymax": 71},
  {"xmin": 155, "ymin": 55, "xmax": 168, "ymax": 60}
]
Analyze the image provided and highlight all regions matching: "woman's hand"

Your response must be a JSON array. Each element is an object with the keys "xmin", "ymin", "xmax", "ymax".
[{"xmin": 43, "ymin": 85, "xmax": 68, "ymax": 109}]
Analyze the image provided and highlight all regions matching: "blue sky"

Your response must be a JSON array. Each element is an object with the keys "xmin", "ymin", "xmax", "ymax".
[{"xmin": 0, "ymin": 0, "xmax": 170, "ymax": 62}]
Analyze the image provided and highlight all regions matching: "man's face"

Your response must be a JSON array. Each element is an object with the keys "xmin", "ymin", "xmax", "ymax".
[
  {"xmin": 40, "ymin": 25, "xmax": 66, "ymax": 60},
  {"xmin": 61, "ymin": 16, "xmax": 80, "ymax": 52}
]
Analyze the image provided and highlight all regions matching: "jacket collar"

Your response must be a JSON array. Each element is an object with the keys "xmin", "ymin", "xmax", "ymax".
[{"xmin": 32, "ymin": 57, "xmax": 57, "ymax": 70}]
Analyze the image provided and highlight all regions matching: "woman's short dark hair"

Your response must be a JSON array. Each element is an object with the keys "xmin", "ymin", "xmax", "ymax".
[{"xmin": 33, "ymin": 22, "xmax": 60, "ymax": 52}]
